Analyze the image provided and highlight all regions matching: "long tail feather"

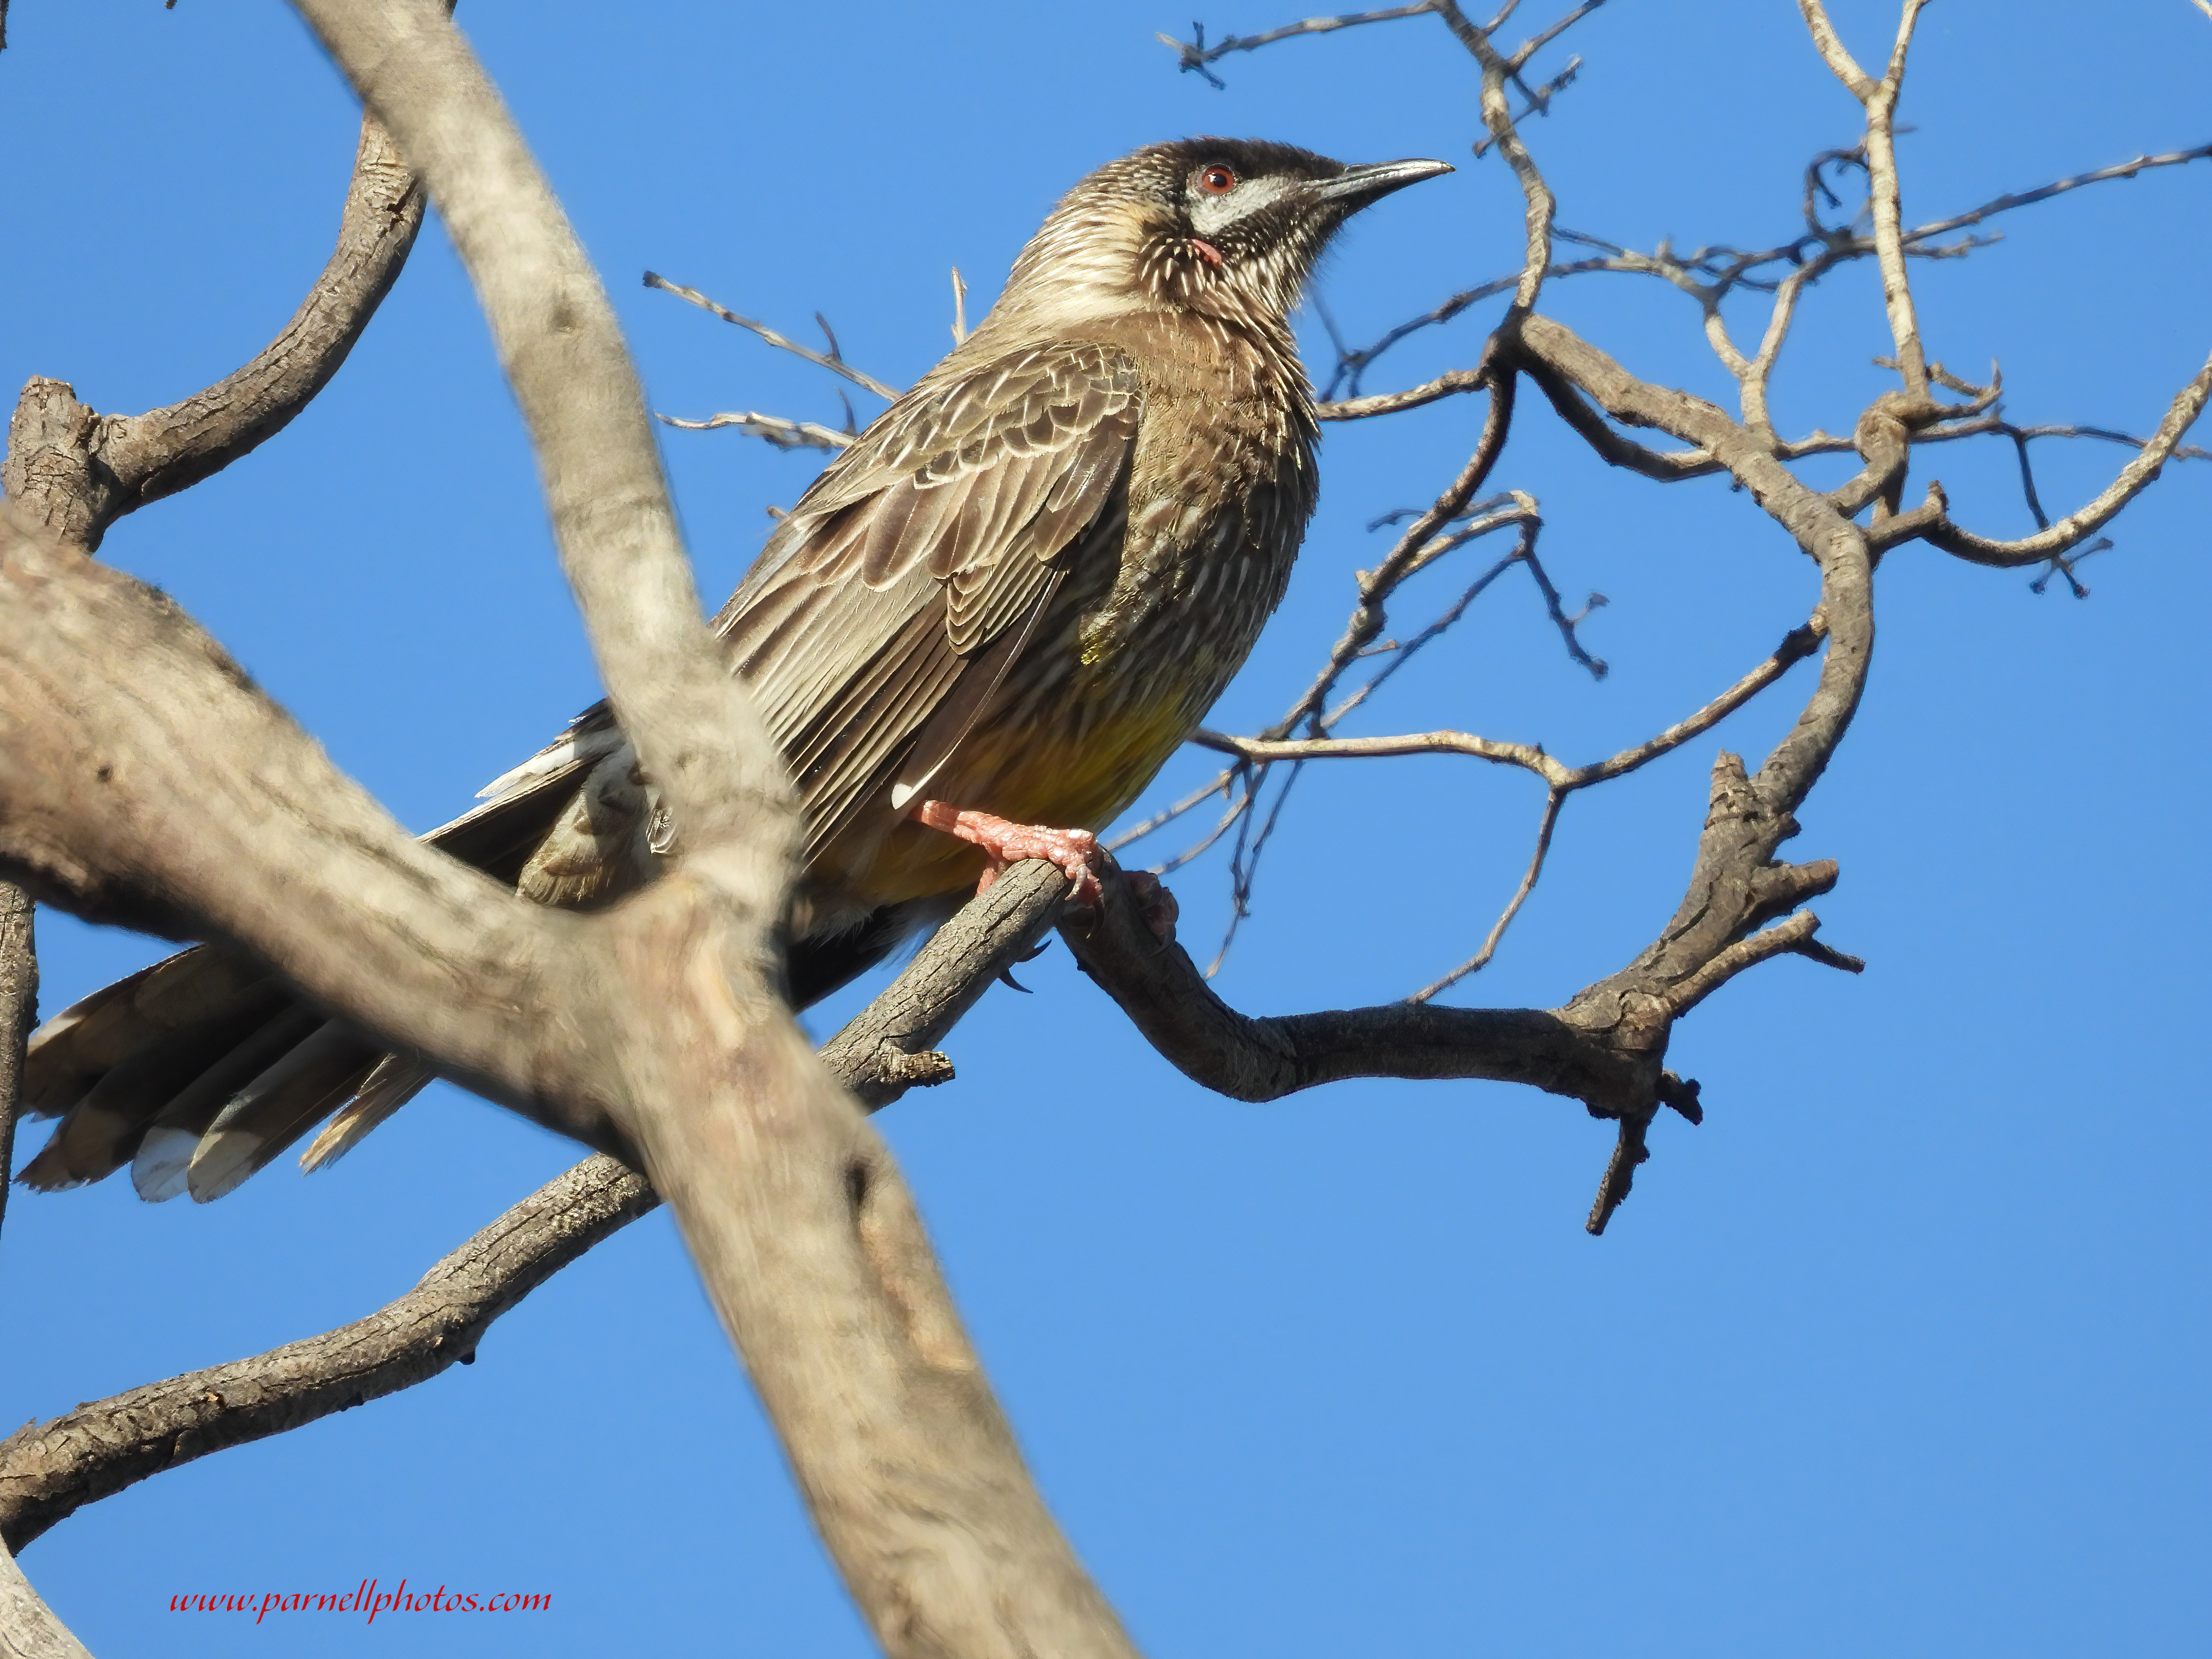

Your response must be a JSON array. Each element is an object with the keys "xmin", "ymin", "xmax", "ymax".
[
  {"xmin": 185, "ymin": 1022, "xmax": 381, "ymax": 1203},
  {"xmin": 129, "ymin": 1008, "xmax": 325, "ymax": 1202},
  {"xmin": 12, "ymin": 981, "xmax": 288, "ymax": 1188},
  {"xmin": 299, "ymin": 1055, "xmax": 435, "ymax": 1173}
]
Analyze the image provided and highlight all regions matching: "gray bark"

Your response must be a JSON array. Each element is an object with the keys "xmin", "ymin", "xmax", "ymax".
[
  {"xmin": 0, "ymin": 886, "xmax": 32, "ymax": 1250},
  {"xmin": 0, "ymin": 1536, "xmax": 90, "ymax": 1659},
  {"xmin": 1, "ymin": 116, "xmax": 424, "ymax": 552},
  {"xmin": 0, "ymin": 863, "xmax": 1069, "ymax": 1555}
]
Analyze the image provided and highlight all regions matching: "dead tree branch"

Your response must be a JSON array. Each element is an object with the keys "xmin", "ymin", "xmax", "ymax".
[
  {"xmin": 1, "ymin": 112, "xmax": 425, "ymax": 552},
  {"xmin": 0, "ymin": 0, "xmax": 1145, "ymax": 1649},
  {"xmin": 1194, "ymin": 613, "xmax": 1825, "ymax": 792},
  {"xmin": 657, "ymin": 409, "xmax": 856, "ymax": 451},
  {"xmin": 1316, "ymin": 368, "xmax": 1489, "ymax": 420},
  {"xmin": 0, "ymin": 1154, "xmax": 654, "ymax": 1558},
  {"xmin": 1907, "ymin": 356, "xmax": 2212, "ymax": 565},
  {"xmin": 1103, "ymin": 0, "xmax": 1882, "ymax": 1226},
  {"xmin": 0, "ymin": 861, "xmax": 1070, "ymax": 1555}
]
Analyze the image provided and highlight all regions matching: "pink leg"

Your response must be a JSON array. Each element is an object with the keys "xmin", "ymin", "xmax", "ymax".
[
  {"xmin": 914, "ymin": 801, "xmax": 1181, "ymax": 942},
  {"xmin": 914, "ymin": 801, "xmax": 1105, "ymax": 907}
]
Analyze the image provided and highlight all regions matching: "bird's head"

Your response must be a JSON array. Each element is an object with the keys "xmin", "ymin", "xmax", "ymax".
[{"xmin": 995, "ymin": 137, "xmax": 1453, "ymax": 334}]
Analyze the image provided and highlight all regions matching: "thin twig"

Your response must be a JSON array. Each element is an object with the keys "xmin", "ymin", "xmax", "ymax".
[
  {"xmin": 1157, "ymin": 5, "xmax": 1435, "ymax": 86},
  {"xmin": 1407, "ymin": 788, "xmax": 1563, "ymax": 1000},
  {"xmin": 1105, "ymin": 768, "xmax": 1238, "ymax": 854},
  {"xmin": 643, "ymin": 271, "xmax": 900, "ymax": 400},
  {"xmin": 1503, "ymin": 0, "xmax": 1608, "ymax": 72},
  {"xmin": 656, "ymin": 410, "xmax": 854, "ymax": 451},
  {"xmin": 1191, "ymin": 612, "xmax": 1828, "ymax": 794},
  {"xmin": 1321, "ymin": 142, "xmax": 2212, "ymax": 399},
  {"xmin": 1911, "ymin": 349, "xmax": 2212, "ymax": 565}
]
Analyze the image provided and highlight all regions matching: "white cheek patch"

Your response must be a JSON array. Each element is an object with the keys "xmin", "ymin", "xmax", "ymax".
[{"xmin": 1189, "ymin": 173, "xmax": 1299, "ymax": 237}]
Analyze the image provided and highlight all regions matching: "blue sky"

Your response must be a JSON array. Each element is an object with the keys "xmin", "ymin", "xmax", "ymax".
[{"xmin": 3, "ymin": 2, "xmax": 2208, "ymax": 1654}]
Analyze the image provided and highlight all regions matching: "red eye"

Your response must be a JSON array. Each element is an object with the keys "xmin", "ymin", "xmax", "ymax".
[{"xmin": 1199, "ymin": 164, "xmax": 1237, "ymax": 194}]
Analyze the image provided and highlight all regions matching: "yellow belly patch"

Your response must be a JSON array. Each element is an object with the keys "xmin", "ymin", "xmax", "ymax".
[{"xmin": 813, "ymin": 692, "xmax": 1194, "ymax": 911}]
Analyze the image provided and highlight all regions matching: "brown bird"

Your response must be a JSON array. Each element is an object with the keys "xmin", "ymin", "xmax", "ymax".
[{"xmin": 18, "ymin": 136, "xmax": 1450, "ymax": 1202}]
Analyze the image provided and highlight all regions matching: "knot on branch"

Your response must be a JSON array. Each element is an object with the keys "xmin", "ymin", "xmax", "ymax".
[
  {"xmin": 872, "ymin": 1046, "xmax": 955, "ymax": 1090},
  {"xmin": 1, "ymin": 378, "xmax": 115, "ymax": 546}
]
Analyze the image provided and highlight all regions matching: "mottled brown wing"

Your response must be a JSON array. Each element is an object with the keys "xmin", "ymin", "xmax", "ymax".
[{"xmin": 716, "ymin": 341, "xmax": 1140, "ymax": 859}]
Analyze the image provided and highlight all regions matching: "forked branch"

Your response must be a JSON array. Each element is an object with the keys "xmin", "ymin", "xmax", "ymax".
[
  {"xmin": 2, "ymin": 112, "xmax": 426, "ymax": 552},
  {"xmin": 0, "ymin": 862, "xmax": 1073, "ymax": 1554}
]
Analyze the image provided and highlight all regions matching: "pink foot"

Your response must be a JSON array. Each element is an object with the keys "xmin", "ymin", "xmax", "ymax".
[{"xmin": 915, "ymin": 801, "xmax": 1106, "ymax": 907}]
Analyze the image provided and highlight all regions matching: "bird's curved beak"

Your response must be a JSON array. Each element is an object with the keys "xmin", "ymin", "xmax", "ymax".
[{"xmin": 1314, "ymin": 157, "xmax": 1455, "ymax": 210}]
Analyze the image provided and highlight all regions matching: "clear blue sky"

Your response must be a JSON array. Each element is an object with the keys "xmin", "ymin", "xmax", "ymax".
[{"xmin": 4, "ymin": 2, "xmax": 2208, "ymax": 1654}]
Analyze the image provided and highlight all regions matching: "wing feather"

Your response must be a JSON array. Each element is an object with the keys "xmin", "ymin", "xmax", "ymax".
[{"xmin": 713, "ymin": 341, "xmax": 1141, "ymax": 858}]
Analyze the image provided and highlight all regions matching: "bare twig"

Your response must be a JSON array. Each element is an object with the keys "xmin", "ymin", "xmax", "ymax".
[
  {"xmin": 657, "ymin": 409, "xmax": 855, "ymax": 451},
  {"xmin": 1194, "ymin": 613, "xmax": 1826, "ymax": 794},
  {"xmin": 1157, "ymin": 5, "xmax": 1435, "ymax": 86},
  {"xmin": 1105, "ymin": 769, "xmax": 1239, "ymax": 855},
  {"xmin": 1322, "ymin": 142, "xmax": 2212, "ymax": 404},
  {"xmin": 1271, "ymin": 353, "xmax": 1515, "ymax": 741},
  {"xmin": 1150, "ymin": 776, "xmax": 1258, "ymax": 876},
  {"xmin": 1909, "ymin": 349, "xmax": 2212, "ymax": 564},
  {"xmin": 1316, "ymin": 368, "xmax": 1488, "ymax": 420},
  {"xmin": 643, "ymin": 271, "xmax": 900, "ymax": 400},
  {"xmin": 1905, "ymin": 143, "xmax": 2212, "ymax": 242},
  {"xmin": 1408, "ymin": 787, "xmax": 1563, "ymax": 999},
  {"xmin": 1433, "ymin": 1, "xmax": 1556, "ymax": 315},
  {"xmin": 1, "ymin": 1154, "xmax": 655, "ymax": 1555},
  {"xmin": 1503, "ymin": 0, "xmax": 1607, "ymax": 71}
]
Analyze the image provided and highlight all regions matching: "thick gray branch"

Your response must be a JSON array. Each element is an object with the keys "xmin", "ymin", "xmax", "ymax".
[
  {"xmin": 0, "ymin": 1535, "xmax": 91, "ymax": 1659},
  {"xmin": 0, "ymin": 515, "xmax": 626, "ymax": 1151},
  {"xmin": 287, "ymin": 0, "xmax": 787, "ymax": 868},
  {"xmin": 278, "ymin": 12, "xmax": 1135, "ymax": 1645},
  {"xmin": 0, "ymin": 0, "xmax": 1144, "ymax": 1638},
  {"xmin": 0, "ymin": 863, "xmax": 1070, "ymax": 1557}
]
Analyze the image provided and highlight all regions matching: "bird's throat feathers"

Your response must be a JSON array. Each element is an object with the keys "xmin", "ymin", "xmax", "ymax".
[{"xmin": 978, "ymin": 140, "xmax": 1348, "ymax": 346}]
